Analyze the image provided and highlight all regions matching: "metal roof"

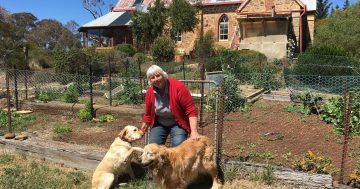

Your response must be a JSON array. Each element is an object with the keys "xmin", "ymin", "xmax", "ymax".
[{"xmin": 79, "ymin": 11, "xmax": 131, "ymax": 30}]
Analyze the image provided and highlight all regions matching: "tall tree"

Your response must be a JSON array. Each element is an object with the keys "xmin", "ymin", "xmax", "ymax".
[
  {"xmin": 0, "ymin": 11, "xmax": 37, "ymax": 69},
  {"xmin": 169, "ymin": 0, "xmax": 198, "ymax": 36},
  {"xmin": 343, "ymin": 0, "xmax": 350, "ymax": 10},
  {"xmin": 316, "ymin": 0, "xmax": 332, "ymax": 19},
  {"xmin": 130, "ymin": 0, "xmax": 167, "ymax": 48},
  {"xmin": 64, "ymin": 20, "xmax": 80, "ymax": 34},
  {"xmin": 27, "ymin": 19, "xmax": 80, "ymax": 50},
  {"xmin": 315, "ymin": 1, "xmax": 360, "ymax": 57},
  {"xmin": 82, "ymin": 0, "xmax": 113, "ymax": 19}
]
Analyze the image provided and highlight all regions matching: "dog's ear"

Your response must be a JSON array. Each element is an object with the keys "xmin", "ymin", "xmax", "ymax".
[{"xmin": 118, "ymin": 128, "xmax": 128, "ymax": 139}]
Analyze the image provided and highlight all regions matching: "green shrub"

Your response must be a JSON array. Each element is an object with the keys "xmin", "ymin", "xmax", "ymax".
[
  {"xmin": 194, "ymin": 30, "xmax": 215, "ymax": 59},
  {"xmin": 250, "ymin": 64, "xmax": 282, "ymax": 90},
  {"xmin": 53, "ymin": 126, "xmax": 72, "ymax": 134},
  {"xmin": 97, "ymin": 115, "xmax": 114, "ymax": 123},
  {"xmin": 287, "ymin": 44, "xmax": 359, "ymax": 76},
  {"xmin": 320, "ymin": 90, "xmax": 360, "ymax": 136},
  {"xmin": 115, "ymin": 44, "xmax": 136, "ymax": 57},
  {"xmin": 115, "ymin": 80, "xmax": 142, "ymax": 105},
  {"xmin": 134, "ymin": 52, "xmax": 146, "ymax": 63},
  {"xmin": 151, "ymin": 36, "xmax": 175, "ymax": 62},
  {"xmin": 62, "ymin": 85, "xmax": 80, "ymax": 103},
  {"xmin": 209, "ymin": 74, "xmax": 246, "ymax": 113},
  {"xmin": 34, "ymin": 88, "xmax": 61, "ymax": 102},
  {"xmin": 77, "ymin": 101, "xmax": 93, "ymax": 122},
  {"xmin": 204, "ymin": 56, "xmax": 223, "ymax": 72}
]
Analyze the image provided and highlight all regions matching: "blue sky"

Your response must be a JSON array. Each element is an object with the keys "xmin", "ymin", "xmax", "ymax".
[
  {"xmin": 0, "ymin": 0, "xmax": 358, "ymax": 26},
  {"xmin": 0, "ymin": 0, "xmax": 117, "ymax": 26}
]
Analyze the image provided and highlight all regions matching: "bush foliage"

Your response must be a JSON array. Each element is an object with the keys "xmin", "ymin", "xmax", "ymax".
[
  {"xmin": 151, "ymin": 36, "xmax": 175, "ymax": 62},
  {"xmin": 286, "ymin": 44, "xmax": 359, "ymax": 76}
]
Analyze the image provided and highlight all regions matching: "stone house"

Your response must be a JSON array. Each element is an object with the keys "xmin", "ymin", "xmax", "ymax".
[{"xmin": 79, "ymin": 0, "xmax": 315, "ymax": 60}]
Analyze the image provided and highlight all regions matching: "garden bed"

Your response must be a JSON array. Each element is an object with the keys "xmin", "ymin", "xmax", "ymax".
[{"xmin": 0, "ymin": 98, "xmax": 359, "ymax": 187}]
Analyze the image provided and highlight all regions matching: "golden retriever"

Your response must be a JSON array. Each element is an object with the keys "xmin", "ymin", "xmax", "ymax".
[
  {"xmin": 91, "ymin": 125, "xmax": 144, "ymax": 189},
  {"xmin": 141, "ymin": 136, "xmax": 222, "ymax": 189}
]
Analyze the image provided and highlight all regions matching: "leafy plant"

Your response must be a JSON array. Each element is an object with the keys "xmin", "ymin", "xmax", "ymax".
[
  {"xmin": 250, "ymin": 64, "xmax": 282, "ymax": 90},
  {"xmin": 53, "ymin": 126, "xmax": 72, "ymax": 134},
  {"xmin": 224, "ymin": 75, "xmax": 246, "ymax": 113},
  {"xmin": 289, "ymin": 92, "xmax": 323, "ymax": 115},
  {"xmin": 320, "ymin": 90, "xmax": 360, "ymax": 136},
  {"xmin": 0, "ymin": 110, "xmax": 36, "ymax": 131},
  {"xmin": 62, "ymin": 85, "xmax": 80, "ymax": 103},
  {"xmin": 77, "ymin": 101, "xmax": 93, "ymax": 122},
  {"xmin": 283, "ymin": 103, "xmax": 306, "ymax": 114},
  {"xmin": 115, "ymin": 80, "xmax": 142, "ymax": 105},
  {"xmin": 96, "ymin": 115, "xmax": 114, "ymax": 123},
  {"xmin": 151, "ymin": 36, "xmax": 175, "ymax": 62},
  {"xmin": 293, "ymin": 150, "xmax": 337, "ymax": 175},
  {"xmin": 115, "ymin": 43, "xmax": 136, "ymax": 57}
]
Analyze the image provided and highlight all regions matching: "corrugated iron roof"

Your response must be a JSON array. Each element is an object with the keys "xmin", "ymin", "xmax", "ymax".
[{"xmin": 80, "ymin": 11, "xmax": 131, "ymax": 29}]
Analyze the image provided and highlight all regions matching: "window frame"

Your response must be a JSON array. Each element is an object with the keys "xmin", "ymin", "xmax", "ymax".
[{"xmin": 219, "ymin": 15, "xmax": 229, "ymax": 41}]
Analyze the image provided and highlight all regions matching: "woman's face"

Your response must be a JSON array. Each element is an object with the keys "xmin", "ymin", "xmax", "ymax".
[{"xmin": 149, "ymin": 73, "xmax": 165, "ymax": 89}]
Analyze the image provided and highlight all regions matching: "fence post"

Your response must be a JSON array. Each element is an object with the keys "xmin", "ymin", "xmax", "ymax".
[
  {"xmin": 108, "ymin": 57, "xmax": 112, "ymax": 106},
  {"xmin": 24, "ymin": 71, "xmax": 28, "ymax": 100},
  {"xmin": 340, "ymin": 80, "xmax": 352, "ymax": 184},
  {"xmin": 13, "ymin": 68, "xmax": 19, "ymax": 110},
  {"xmin": 217, "ymin": 78, "xmax": 225, "ymax": 183},
  {"xmin": 6, "ymin": 70, "xmax": 12, "ymax": 134},
  {"xmin": 89, "ymin": 63, "xmax": 95, "ymax": 118},
  {"xmin": 182, "ymin": 60, "xmax": 185, "ymax": 80},
  {"xmin": 199, "ymin": 63, "xmax": 205, "ymax": 128}
]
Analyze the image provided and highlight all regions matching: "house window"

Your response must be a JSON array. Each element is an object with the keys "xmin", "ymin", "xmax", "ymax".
[
  {"xmin": 175, "ymin": 33, "xmax": 182, "ymax": 43},
  {"xmin": 219, "ymin": 15, "xmax": 229, "ymax": 41}
]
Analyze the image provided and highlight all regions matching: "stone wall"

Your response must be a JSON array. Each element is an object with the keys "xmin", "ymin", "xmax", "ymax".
[
  {"xmin": 176, "ymin": 0, "xmax": 315, "ymax": 60},
  {"xmin": 177, "ymin": 4, "xmax": 239, "ymax": 53}
]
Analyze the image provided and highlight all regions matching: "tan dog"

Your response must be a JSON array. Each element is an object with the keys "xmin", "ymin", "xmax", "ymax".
[
  {"xmin": 91, "ymin": 125, "xmax": 144, "ymax": 189},
  {"xmin": 141, "ymin": 136, "xmax": 222, "ymax": 189}
]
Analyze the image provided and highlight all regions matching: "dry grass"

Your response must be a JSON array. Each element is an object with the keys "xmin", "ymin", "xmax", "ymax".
[
  {"xmin": 0, "ymin": 151, "xmax": 305, "ymax": 189},
  {"xmin": 223, "ymin": 180, "xmax": 306, "ymax": 189}
]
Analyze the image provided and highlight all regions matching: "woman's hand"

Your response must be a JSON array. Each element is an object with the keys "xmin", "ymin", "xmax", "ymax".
[
  {"xmin": 190, "ymin": 130, "xmax": 201, "ymax": 141},
  {"xmin": 140, "ymin": 122, "xmax": 149, "ymax": 136}
]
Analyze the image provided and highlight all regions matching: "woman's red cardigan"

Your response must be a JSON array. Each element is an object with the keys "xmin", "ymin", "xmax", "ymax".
[{"xmin": 143, "ymin": 78, "xmax": 198, "ymax": 133}]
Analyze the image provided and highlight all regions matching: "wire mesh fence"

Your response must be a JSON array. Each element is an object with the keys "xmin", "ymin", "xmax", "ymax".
[{"xmin": 1, "ymin": 67, "xmax": 360, "ymax": 185}]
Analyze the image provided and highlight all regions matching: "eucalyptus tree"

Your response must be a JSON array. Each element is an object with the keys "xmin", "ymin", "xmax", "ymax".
[
  {"xmin": 0, "ymin": 11, "xmax": 37, "ymax": 69},
  {"xmin": 315, "ymin": 1, "xmax": 360, "ymax": 57},
  {"xmin": 82, "ymin": 0, "xmax": 114, "ymax": 19},
  {"xmin": 316, "ymin": 0, "xmax": 332, "ymax": 19}
]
